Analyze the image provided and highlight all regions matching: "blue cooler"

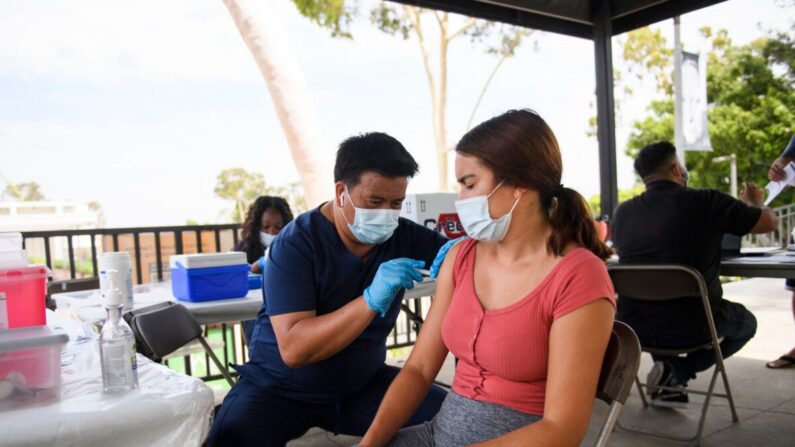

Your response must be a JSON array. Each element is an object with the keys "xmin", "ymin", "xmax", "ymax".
[
  {"xmin": 170, "ymin": 252, "xmax": 249, "ymax": 302},
  {"xmin": 247, "ymin": 273, "xmax": 263, "ymax": 290}
]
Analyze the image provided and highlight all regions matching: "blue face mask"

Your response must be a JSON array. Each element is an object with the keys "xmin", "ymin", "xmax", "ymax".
[
  {"xmin": 454, "ymin": 180, "xmax": 519, "ymax": 242},
  {"xmin": 339, "ymin": 187, "xmax": 401, "ymax": 245}
]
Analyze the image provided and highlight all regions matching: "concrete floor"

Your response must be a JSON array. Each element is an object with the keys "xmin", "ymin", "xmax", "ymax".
[{"xmin": 287, "ymin": 277, "xmax": 795, "ymax": 446}]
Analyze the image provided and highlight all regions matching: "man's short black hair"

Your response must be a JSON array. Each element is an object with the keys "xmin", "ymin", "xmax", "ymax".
[
  {"xmin": 634, "ymin": 141, "xmax": 677, "ymax": 179},
  {"xmin": 334, "ymin": 132, "xmax": 419, "ymax": 186}
]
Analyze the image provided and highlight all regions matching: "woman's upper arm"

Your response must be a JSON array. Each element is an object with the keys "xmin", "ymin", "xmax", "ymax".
[
  {"xmin": 403, "ymin": 241, "xmax": 462, "ymax": 382},
  {"xmin": 543, "ymin": 298, "xmax": 615, "ymax": 440}
]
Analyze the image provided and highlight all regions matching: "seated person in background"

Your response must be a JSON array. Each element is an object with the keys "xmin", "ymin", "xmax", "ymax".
[
  {"xmin": 235, "ymin": 195, "xmax": 294, "ymax": 274},
  {"xmin": 360, "ymin": 109, "xmax": 616, "ymax": 447},
  {"xmin": 206, "ymin": 132, "xmax": 452, "ymax": 447},
  {"xmin": 235, "ymin": 196, "xmax": 294, "ymax": 343},
  {"xmin": 766, "ymin": 133, "xmax": 795, "ymax": 369},
  {"xmin": 612, "ymin": 141, "xmax": 778, "ymax": 407}
]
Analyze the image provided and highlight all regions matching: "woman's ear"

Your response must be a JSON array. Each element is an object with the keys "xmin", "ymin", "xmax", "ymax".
[{"xmin": 513, "ymin": 186, "xmax": 529, "ymax": 200}]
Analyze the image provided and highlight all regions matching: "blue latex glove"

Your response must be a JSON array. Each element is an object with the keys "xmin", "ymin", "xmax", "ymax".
[
  {"xmin": 364, "ymin": 258, "xmax": 425, "ymax": 317},
  {"xmin": 429, "ymin": 237, "xmax": 468, "ymax": 278}
]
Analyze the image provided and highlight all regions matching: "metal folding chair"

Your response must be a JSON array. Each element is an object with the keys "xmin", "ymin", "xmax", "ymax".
[
  {"xmin": 608, "ymin": 264, "xmax": 739, "ymax": 445},
  {"xmin": 128, "ymin": 302, "xmax": 235, "ymax": 386},
  {"xmin": 593, "ymin": 321, "xmax": 642, "ymax": 447}
]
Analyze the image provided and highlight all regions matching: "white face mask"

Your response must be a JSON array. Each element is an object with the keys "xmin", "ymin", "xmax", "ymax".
[
  {"xmin": 259, "ymin": 231, "xmax": 276, "ymax": 247},
  {"xmin": 455, "ymin": 180, "xmax": 519, "ymax": 242},
  {"xmin": 340, "ymin": 186, "xmax": 401, "ymax": 245}
]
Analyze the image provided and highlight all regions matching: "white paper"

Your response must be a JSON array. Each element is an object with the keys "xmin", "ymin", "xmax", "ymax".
[{"xmin": 765, "ymin": 161, "xmax": 795, "ymax": 205}]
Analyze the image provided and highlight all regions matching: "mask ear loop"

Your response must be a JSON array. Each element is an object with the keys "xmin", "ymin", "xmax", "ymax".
[
  {"xmin": 486, "ymin": 179, "xmax": 507, "ymax": 199},
  {"xmin": 338, "ymin": 186, "xmax": 355, "ymax": 227}
]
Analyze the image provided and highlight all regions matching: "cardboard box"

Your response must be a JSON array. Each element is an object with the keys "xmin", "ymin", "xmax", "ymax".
[{"xmin": 400, "ymin": 193, "xmax": 466, "ymax": 239}]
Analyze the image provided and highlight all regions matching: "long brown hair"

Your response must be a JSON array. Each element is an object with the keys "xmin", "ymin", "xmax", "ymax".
[{"xmin": 456, "ymin": 109, "xmax": 612, "ymax": 260}]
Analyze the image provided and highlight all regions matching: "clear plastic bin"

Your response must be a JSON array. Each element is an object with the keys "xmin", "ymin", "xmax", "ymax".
[{"xmin": 0, "ymin": 326, "xmax": 68, "ymax": 410}]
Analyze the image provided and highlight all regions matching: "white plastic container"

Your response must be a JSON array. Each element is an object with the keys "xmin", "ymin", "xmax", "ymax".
[
  {"xmin": 98, "ymin": 252, "xmax": 134, "ymax": 310},
  {"xmin": 169, "ymin": 252, "xmax": 246, "ymax": 269},
  {"xmin": 400, "ymin": 193, "xmax": 465, "ymax": 239},
  {"xmin": 0, "ymin": 326, "xmax": 68, "ymax": 410},
  {"xmin": 0, "ymin": 232, "xmax": 26, "ymax": 270}
]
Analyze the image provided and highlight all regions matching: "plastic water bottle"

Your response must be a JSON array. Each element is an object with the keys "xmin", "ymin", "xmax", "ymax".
[{"xmin": 99, "ymin": 269, "xmax": 139, "ymax": 393}]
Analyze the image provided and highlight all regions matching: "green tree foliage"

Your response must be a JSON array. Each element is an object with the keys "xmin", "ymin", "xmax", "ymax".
[
  {"xmin": 588, "ymin": 184, "xmax": 647, "ymax": 217},
  {"xmin": 624, "ymin": 30, "xmax": 795, "ymax": 206},
  {"xmin": 214, "ymin": 168, "xmax": 308, "ymax": 223},
  {"xmin": 292, "ymin": 0, "xmax": 355, "ymax": 38},
  {"xmin": 1, "ymin": 180, "xmax": 45, "ymax": 201}
]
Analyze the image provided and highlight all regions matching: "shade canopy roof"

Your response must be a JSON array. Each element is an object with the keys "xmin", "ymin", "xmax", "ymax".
[
  {"xmin": 389, "ymin": 0, "xmax": 727, "ymax": 39},
  {"xmin": 388, "ymin": 0, "xmax": 728, "ymax": 216}
]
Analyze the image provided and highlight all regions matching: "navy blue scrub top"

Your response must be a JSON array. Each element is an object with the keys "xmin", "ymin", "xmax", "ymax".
[{"xmin": 244, "ymin": 204, "xmax": 447, "ymax": 403}]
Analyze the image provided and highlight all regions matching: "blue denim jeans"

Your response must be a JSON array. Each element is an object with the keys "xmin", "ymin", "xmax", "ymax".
[{"xmin": 645, "ymin": 300, "xmax": 757, "ymax": 385}]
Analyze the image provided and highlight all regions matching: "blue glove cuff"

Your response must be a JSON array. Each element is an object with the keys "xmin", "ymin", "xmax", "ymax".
[
  {"xmin": 363, "ymin": 287, "xmax": 387, "ymax": 318},
  {"xmin": 258, "ymin": 256, "xmax": 266, "ymax": 270}
]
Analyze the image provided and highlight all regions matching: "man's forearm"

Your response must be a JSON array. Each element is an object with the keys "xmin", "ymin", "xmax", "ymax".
[{"xmin": 279, "ymin": 297, "xmax": 377, "ymax": 367}]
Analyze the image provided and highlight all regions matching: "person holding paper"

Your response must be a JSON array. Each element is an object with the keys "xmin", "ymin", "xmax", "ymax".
[
  {"xmin": 766, "ymin": 133, "xmax": 795, "ymax": 369},
  {"xmin": 767, "ymin": 134, "xmax": 795, "ymax": 183},
  {"xmin": 613, "ymin": 141, "xmax": 778, "ymax": 408}
]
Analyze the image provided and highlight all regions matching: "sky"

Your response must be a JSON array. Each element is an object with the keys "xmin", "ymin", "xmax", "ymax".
[{"xmin": 1, "ymin": 0, "xmax": 792, "ymax": 227}]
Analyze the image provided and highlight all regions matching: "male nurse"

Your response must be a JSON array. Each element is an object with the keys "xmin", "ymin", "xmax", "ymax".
[{"xmin": 206, "ymin": 132, "xmax": 454, "ymax": 446}]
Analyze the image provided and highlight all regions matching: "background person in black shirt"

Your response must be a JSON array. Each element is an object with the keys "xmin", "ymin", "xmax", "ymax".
[{"xmin": 612, "ymin": 141, "xmax": 778, "ymax": 407}]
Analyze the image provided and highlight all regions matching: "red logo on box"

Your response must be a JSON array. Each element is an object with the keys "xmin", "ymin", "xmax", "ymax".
[{"xmin": 436, "ymin": 213, "xmax": 466, "ymax": 239}]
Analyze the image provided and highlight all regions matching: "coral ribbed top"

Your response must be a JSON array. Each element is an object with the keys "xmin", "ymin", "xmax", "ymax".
[{"xmin": 441, "ymin": 238, "xmax": 615, "ymax": 415}]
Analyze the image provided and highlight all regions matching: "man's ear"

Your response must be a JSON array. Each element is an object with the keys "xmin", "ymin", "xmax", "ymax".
[
  {"xmin": 671, "ymin": 163, "xmax": 683, "ymax": 178},
  {"xmin": 334, "ymin": 181, "xmax": 346, "ymax": 207}
]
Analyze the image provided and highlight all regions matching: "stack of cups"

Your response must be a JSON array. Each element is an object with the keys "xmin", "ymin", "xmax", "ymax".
[{"xmin": 98, "ymin": 252, "xmax": 134, "ymax": 311}]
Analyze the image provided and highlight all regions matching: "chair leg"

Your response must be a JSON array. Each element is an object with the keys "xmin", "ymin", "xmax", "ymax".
[
  {"xmin": 716, "ymin": 358, "xmax": 739, "ymax": 423},
  {"xmin": 618, "ymin": 365, "xmax": 737, "ymax": 444},
  {"xmin": 594, "ymin": 402, "xmax": 623, "ymax": 447},
  {"xmin": 198, "ymin": 336, "xmax": 236, "ymax": 386},
  {"xmin": 692, "ymin": 367, "xmax": 721, "ymax": 446},
  {"xmin": 635, "ymin": 376, "xmax": 648, "ymax": 408}
]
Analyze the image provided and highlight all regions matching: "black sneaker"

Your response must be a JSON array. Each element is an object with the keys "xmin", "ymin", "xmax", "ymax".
[
  {"xmin": 646, "ymin": 361, "xmax": 674, "ymax": 396},
  {"xmin": 651, "ymin": 387, "xmax": 690, "ymax": 408}
]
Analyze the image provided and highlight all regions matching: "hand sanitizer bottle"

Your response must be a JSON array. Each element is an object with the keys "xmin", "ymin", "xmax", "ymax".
[{"xmin": 99, "ymin": 269, "xmax": 139, "ymax": 393}]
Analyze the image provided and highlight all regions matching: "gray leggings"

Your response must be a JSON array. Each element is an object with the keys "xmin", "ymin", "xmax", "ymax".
[{"xmin": 387, "ymin": 391, "xmax": 541, "ymax": 446}]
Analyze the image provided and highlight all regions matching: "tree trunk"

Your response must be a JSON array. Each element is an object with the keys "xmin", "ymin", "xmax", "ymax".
[
  {"xmin": 435, "ymin": 14, "xmax": 449, "ymax": 191},
  {"xmin": 224, "ymin": 0, "xmax": 332, "ymax": 208}
]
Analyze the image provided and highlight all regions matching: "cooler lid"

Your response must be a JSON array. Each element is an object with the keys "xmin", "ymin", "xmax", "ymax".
[
  {"xmin": 169, "ymin": 252, "xmax": 247, "ymax": 269},
  {"xmin": 0, "ymin": 326, "xmax": 69, "ymax": 353}
]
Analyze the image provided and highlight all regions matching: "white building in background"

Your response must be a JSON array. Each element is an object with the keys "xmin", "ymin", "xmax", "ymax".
[
  {"xmin": 0, "ymin": 201, "xmax": 103, "ymax": 232},
  {"xmin": 0, "ymin": 201, "xmax": 104, "ymax": 266}
]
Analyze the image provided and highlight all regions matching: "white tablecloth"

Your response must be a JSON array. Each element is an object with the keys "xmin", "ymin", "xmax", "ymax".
[
  {"xmin": 0, "ymin": 311, "xmax": 214, "ymax": 447},
  {"xmin": 53, "ymin": 281, "xmax": 263, "ymax": 325},
  {"xmin": 53, "ymin": 280, "xmax": 436, "ymax": 326}
]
